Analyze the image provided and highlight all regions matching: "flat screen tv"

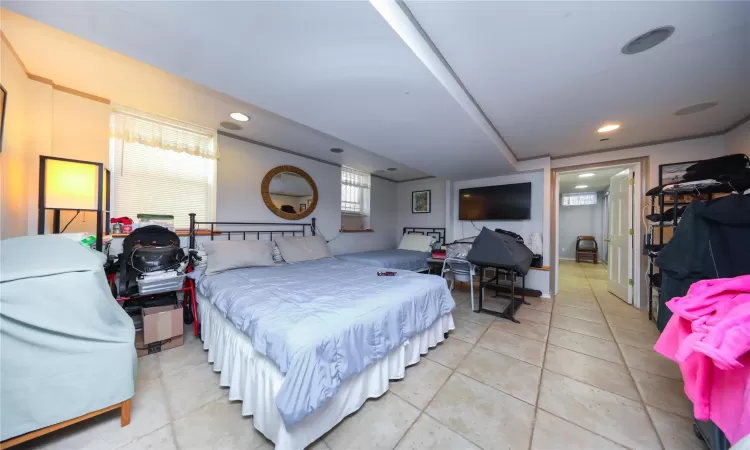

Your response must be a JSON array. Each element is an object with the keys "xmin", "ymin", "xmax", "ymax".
[{"xmin": 458, "ymin": 182, "xmax": 531, "ymax": 220}]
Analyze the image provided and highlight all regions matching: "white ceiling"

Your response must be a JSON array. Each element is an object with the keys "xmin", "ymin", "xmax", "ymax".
[
  {"xmin": 406, "ymin": 0, "xmax": 750, "ymax": 159},
  {"xmin": 558, "ymin": 167, "xmax": 628, "ymax": 194},
  {"xmin": 0, "ymin": 8, "xmax": 429, "ymax": 182},
  {"xmin": 4, "ymin": 1, "xmax": 749, "ymax": 179},
  {"xmin": 3, "ymin": 1, "xmax": 515, "ymax": 181}
]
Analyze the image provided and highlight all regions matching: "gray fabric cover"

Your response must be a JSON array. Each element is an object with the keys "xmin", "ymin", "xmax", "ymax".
[
  {"xmin": 0, "ymin": 235, "xmax": 136, "ymax": 440},
  {"xmin": 274, "ymin": 235, "xmax": 332, "ymax": 263},
  {"xmin": 467, "ymin": 227, "xmax": 534, "ymax": 274},
  {"xmin": 203, "ymin": 240, "xmax": 275, "ymax": 275}
]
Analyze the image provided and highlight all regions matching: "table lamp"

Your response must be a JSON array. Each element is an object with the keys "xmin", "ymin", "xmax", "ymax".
[{"xmin": 37, "ymin": 156, "xmax": 110, "ymax": 251}]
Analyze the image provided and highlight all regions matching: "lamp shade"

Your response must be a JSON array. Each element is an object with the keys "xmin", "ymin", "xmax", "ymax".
[{"xmin": 43, "ymin": 158, "xmax": 100, "ymax": 210}]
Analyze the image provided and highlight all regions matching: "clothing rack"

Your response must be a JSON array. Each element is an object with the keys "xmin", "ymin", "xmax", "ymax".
[{"xmin": 645, "ymin": 156, "xmax": 749, "ymax": 450}]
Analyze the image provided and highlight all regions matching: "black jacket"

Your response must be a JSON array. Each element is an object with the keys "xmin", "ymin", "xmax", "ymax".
[{"xmin": 655, "ymin": 194, "xmax": 750, "ymax": 329}]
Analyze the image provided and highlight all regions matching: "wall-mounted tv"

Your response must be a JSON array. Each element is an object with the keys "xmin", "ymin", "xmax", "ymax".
[{"xmin": 458, "ymin": 182, "xmax": 531, "ymax": 221}]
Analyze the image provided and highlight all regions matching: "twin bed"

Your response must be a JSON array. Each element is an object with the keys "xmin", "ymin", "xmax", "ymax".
[
  {"xmin": 335, "ymin": 227, "xmax": 445, "ymax": 272},
  {"xmin": 186, "ymin": 217, "xmax": 454, "ymax": 449}
]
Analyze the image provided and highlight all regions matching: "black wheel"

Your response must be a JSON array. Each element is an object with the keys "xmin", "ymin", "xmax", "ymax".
[
  {"xmin": 183, "ymin": 302, "xmax": 194, "ymax": 324},
  {"xmin": 693, "ymin": 423, "xmax": 704, "ymax": 441}
]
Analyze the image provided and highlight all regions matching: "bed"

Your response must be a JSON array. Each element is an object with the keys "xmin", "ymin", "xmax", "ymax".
[
  {"xmin": 335, "ymin": 227, "xmax": 445, "ymax": 272},
  {"xmin": 186, "ymin": 216, "xmax": 455, "ymax": 449}
]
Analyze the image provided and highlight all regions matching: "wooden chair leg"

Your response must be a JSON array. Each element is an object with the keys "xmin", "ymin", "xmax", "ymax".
[{"xmin": 120, "ymin": 399, "xmax": 131, "ymax": 427}]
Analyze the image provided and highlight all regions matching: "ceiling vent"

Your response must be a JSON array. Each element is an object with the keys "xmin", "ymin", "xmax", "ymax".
[
  {"xmin": 220, "ymin": 121, "xmax": 242, "ymax": 131},
  {"xmin": 622, "ymin": 26, "xmax": 674, "ymax": 55}
]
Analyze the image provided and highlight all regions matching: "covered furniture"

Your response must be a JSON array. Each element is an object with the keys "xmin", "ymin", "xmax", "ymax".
[
  {"xmin": 576, "ymin": 236, "xmax": 598, "ymax": 263},
  {"xmin": 0, "ymin": 235, "xmax": 136, "ymax": 448}
]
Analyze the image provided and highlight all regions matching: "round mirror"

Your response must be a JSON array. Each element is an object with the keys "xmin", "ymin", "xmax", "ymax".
[{"xmin": 261, "ymin": 165, "xmax": 318, "ymax": 220}]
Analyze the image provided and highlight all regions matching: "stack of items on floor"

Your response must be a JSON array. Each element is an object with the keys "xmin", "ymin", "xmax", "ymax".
[
  {"xmin": 117, "ymin": 225, "xmax": 189, "ymax": 356},
  {"xmin": 655, "ymin": 276, "xmax": 750, "ymax": 448}
]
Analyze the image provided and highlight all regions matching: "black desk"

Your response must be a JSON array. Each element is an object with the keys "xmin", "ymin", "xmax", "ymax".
[{"xmin": 475, "ymin": 265, "xmax": 528, "ymax": 323}]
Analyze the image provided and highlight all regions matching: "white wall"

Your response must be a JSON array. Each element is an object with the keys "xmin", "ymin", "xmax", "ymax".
[
  {"xmin": 396, "ymin": 177, "xmax": 446, "ymax": 235},
  {"xmin": 558, "ymin": 191, "xmax": 605, "ymax": 261},
  {"xmin": 725, "ymin": 120, "xmax": 750, "ymax": 156},
  {"xmin": 216, "ymin": 135, "xmax": 398, "ymax": 254},
  {"xmin": 451, "ymin": 170, "xmax": 549, "ymax": 296}
]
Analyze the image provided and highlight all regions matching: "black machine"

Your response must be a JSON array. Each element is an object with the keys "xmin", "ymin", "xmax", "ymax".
[
  {"xmin": 117, "ymin": 226, "xmax": 185, "ymax": 298},
  {"xmin": 458, "ymin": 182, "xmax": 531, "ymax": 221},
  {"xmin": 467, "ymin": 227, "xmax": 535, "ymax": 323}
]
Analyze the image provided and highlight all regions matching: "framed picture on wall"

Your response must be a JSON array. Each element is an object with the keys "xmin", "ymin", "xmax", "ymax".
[
  {"xmin": 412, "ymin": 190, "xmax": 431, "ymax": 214},
  {"xmin": 0, "ymin": 83, "xmax": 7, "ymax": 153},
  {"xmin": 658, "ymin": 161, "xmax": 697, "ymax": 186}
]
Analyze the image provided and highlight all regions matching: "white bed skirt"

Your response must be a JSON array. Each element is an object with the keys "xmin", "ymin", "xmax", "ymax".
[{"xmin": 198, "ymin": 297, "xmax": 455, "ymax": 450}]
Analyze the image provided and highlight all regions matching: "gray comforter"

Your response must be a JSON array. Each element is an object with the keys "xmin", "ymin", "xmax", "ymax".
[
  {"xmin": 336, "ymin": 249, "xmax": 430, "ymax": 271},
  {"xmin": 194, "ymin": 258, "xmax": 454, "ymax": 427}
]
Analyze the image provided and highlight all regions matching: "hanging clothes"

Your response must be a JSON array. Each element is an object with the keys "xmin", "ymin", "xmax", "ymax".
[
  {"xmin": 655, "ymin": 194, "xmax": 750, "ymax": 330},
  {"xmin": 654, "ymin": 275, "xmax": 750, "ymax": 445}
]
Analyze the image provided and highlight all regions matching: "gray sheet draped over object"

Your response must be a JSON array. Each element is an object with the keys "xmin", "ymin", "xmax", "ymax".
[{"xmin": 0, "ymin": 235, "xmax": 136, "ymax": 441}]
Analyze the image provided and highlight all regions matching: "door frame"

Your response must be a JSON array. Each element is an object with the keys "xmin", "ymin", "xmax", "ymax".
[{"xmin": 550, "ymin": 157, "xmax": 647, "ymax": 309}]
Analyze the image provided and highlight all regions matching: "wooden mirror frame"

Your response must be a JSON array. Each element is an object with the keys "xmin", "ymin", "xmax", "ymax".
[{"xmin": 261, "ymin": 165, "xmax": 318, "ymax": 220}]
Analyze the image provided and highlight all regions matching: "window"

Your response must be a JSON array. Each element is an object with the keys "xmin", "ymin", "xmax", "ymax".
[
  {"xmin": 341, "ymin": 166, "xmax": 370, "ymax": 215},
  {"xmin": 562, "ymin": 192, "xmax": 597, "ymax": 206},
  {"xmin": 109, "ymin": 109, "xmax": 217, "ymax": 229}
]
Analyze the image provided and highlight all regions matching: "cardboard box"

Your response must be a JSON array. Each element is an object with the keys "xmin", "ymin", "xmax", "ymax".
[
  {"xmin": 142, "ymin": 305, "xmax": 183, "ymax": 345},
  {"xmin": 135, "ymin": 330, "xmax": 183, "ymax": 357}
]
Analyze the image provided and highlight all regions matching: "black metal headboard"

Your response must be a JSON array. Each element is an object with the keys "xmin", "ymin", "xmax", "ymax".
[
  {"xmin": 188, "ymin": 213, "xmax": 315, "ymax": 259},
  {"xmin": 403, "ymin": 227, "xmax": 446, "ymax": 246}
]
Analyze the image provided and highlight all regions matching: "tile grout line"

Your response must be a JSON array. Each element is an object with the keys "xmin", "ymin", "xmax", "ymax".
[
  {"xmin": 527, "ymin": 290, "xmax": 553, "ymax": 450},
  {"xmin": 583, "ymin": 268, "xmax": 666, "ymax": 450},
  {"xmin": 531, "ymin": 266, "xmax": 656, "ymax": 449},
  {"xmin": 389, "ymin": 303, "xmax": 489, "ymax": 450},
  {"xmin": 391, "ymin": 312, "xmax": 498, "ymax": 450}
]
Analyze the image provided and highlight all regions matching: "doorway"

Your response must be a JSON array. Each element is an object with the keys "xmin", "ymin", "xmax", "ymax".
[{"xmin": 553, "ymin": 162, "xmax": 643, "ymax": 308}]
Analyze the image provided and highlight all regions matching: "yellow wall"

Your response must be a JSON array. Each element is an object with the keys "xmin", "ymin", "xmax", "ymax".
[
  {"xmin": 0, "ymin": 37, "xmax": 30, "ymax": 238},
  {"xmin": 0, "ymin": 37, "xmax": 110, "ymax": 238}
]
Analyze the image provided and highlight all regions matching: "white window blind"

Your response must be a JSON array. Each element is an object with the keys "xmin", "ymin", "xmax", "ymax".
[
  {"xmin": 341, "ymin": 167, "xmax": 371, "ymax": 215},
  {"xmin": 110, "ymin": 110, "xmax": 217, "ymax": 229},
  {"xmin": 562, "ymin": 192, "xmax": 597, "ymax": 206}
]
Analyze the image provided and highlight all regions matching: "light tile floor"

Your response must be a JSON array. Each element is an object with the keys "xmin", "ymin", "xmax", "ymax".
[{"xmin": 22, "ymin": 261, "xmax": 706, "ymax": 450}]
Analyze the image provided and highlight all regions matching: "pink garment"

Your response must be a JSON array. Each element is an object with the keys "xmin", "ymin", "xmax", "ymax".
[{"xmin": 654, "ymin": 275, "xmax": 750, "ymax": 445}]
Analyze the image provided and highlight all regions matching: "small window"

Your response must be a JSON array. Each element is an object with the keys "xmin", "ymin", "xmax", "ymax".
[
  {"xmin": 109, "ymin": 109, "xmax": 217, "ymax": 229},
  {"xmin": 341, "ymin": 167, "xmax": 370, "ymax": 215},
  {"xmin": 562, "ymin": 192, "xmax": 597, "ymax": 206}
]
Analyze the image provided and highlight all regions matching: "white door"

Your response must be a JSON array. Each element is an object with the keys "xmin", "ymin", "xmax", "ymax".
[{"xmin": 608, "ymin": 169, "xmax": 632, "ymax": 303}]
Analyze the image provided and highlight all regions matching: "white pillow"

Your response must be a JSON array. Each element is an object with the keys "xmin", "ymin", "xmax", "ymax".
[
  {"xmin": 398, "ymin": 233, "xmax": 433, "ymax": 252},
  {"xmin": 202, "ymin": 240, "xmax": 275, "ymax": 275},
  {"xmin": 274, "ymin": 235, "xmax": 332, "ymax": 263}
]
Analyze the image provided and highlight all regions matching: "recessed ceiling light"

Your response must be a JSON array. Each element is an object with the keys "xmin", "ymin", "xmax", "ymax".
[
  {"xmin": 597, "ymin": 124, "xmax": 620, "ymax": 133},
  {"xmin": 229, "ymin": 112, "xmax": 250, "ymax": 122},
  {"xmin": 622, "ymin": 26, "xmax": 675, "ymax": 55},
  {"xmin": 219, "ymin": 121, "xmax": 242, "ymax": 131},
  {"xmin": 578, "ymin": 173, "xmax": 595, "ymax": 178},
  {"xmin": 387, "ymin": 168, "xmax": 397, "ymax": 171},
  {"xmin": 674, "ymin": 102, "xmax": 718, "ymax": 116},
  {"xmin": 330, "ymin": 147, "xmax": 344, "ymax": 153},
  {"xmin": 575, "ymin": 185, "xmax": 588, "ymax": 189}
]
